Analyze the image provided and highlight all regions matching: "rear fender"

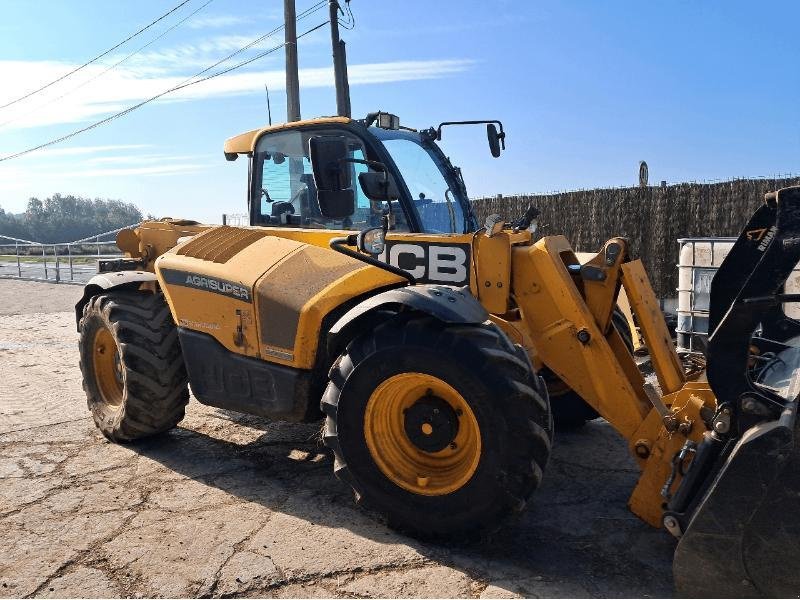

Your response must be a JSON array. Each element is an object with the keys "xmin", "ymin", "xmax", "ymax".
[
  {"xmin": 74, "ymin": 271, "xmax": 158, "ymax": 330},
  {"xmin": 327, "ymin": 285, "xmax": 489, "ymax": 356}
]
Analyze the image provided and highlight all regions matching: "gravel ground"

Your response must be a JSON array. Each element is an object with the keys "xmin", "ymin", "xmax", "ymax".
[{"xmin": 0, "ymin": 279, "xmax": 676, "ymax": 598}]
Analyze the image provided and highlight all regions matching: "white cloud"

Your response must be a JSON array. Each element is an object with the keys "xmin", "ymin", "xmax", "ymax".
[
  {"xmin": 120, "ymin": 34, "xmax": 284, "ymax": 74},
  {"xmin": 0, "ymin": 147, "xmax": 212, "ymax": 188},
  {"xmin": 186, "ymin": 15, "xmax": 248, "ymax": 29},
  {"xmin": 24, "ymin": 144, "xmax": 151, "ymax": 158},
  {"xmin": 0, "ymin": 154, "xmax": 214, "ymax": 215},
  {"xmin": 85, "ymin": 153, "xmax": 213, "ymax": 165},
  {"xmin": 0, "ymin": 58, "xmax": 474, "ymax": 133},
  {"xmin": 56, "ymin": 163, "xmax": 209, "ymax": 178}
]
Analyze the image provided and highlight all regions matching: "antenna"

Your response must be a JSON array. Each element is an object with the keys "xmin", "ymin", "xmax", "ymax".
[{"xmin": 265, "ymin": 82, "xmax": 273, "ymax": 126}]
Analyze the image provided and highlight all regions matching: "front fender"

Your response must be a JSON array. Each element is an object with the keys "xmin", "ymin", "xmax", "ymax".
[
  {"xmin": 327, "ymin": 284, "xmax": 488, "ymax": 354},
  {"xmin": 74, "ymin": 271, "xmax": 158, "ymax": 330}
]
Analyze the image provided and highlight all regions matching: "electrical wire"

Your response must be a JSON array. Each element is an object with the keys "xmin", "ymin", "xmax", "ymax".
[
  {"xmin": 0, "ymin": 0, "xmax": 194, "ymax": 111},
  {"xmin": 178, "ymin": 0, "xmax": 326, "ymax": 88},
  {"xmin": 0, "ymin": 0, "xmax": 217, "ymax": 130},
  {"xmin": 338, "ymin": 1, "xmax": 356, "ymax": 30},
  {"xmin": 0, "ymin": 19, "xmax": 330, "ymax": 163}
]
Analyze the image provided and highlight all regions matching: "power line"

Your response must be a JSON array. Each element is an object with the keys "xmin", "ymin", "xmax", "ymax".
[
  {"xmin": 179, "ymin": 0, "xmax": 326, "ymax": 87},
  {"xmin": 0, "ymin": 18, "xmax": 330, "ymax": 163},
  {"xmin": 0, "ymin": 0, "xmax": 329, "ymax": 161},
  {"xmin": 338, "ymin": 1, "xmax": 355, "ymax": 30},
  {"xmin": 0, "ymin": 0, "xmax": 193, "ymax": 111},
  {"xmin": 0, "ymin": 0, "xmax": 217, "ymax": 130}
]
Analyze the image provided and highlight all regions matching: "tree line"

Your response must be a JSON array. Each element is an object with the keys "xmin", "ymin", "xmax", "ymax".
[{"xmin": 0, "ymin": 194, "xmax": 144, "ymax": 243}]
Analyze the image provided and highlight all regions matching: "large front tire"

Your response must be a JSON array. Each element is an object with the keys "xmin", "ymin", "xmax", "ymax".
[
  {"xmin": 322, "ymin": 316, "xmax": 551, "ymax": 540},
  {"xmin": 78, "ymin": 290, "xmax": 189, "ymax": 442}
]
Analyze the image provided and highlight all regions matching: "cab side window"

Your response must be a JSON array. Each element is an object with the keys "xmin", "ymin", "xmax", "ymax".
[{"xmin": 254, "ymin": 129, "xmax": 409, "ymax": 231}]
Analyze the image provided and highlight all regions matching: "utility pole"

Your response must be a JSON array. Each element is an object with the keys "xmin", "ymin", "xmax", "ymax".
[
  {"xmin": 329, "ymin": 1, "xmax": 351, "ymax": 117},
  {"xmin": 284, "ymin": 0, "xmax": 301, "ymax": 122}
]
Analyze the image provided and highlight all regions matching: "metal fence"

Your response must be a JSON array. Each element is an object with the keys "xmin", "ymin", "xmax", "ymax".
[{"xmin": 0, "ymin": 223, "xmax": 141, "ymax": 285}]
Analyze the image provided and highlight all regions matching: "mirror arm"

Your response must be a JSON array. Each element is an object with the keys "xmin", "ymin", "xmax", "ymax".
[
  {"xmin": 339, "ymin": 157, "xmax": 386, "ymax": 172},
  {"xmin": 329, "ymin": 236, "xmax": 416, "ymax": 284},
  {"xmin": 364, "ymin": 112, "xmax": 380, "ymax": 127},
  {"xmin": 324, "ymin": 157, "xmax": 385, "ymax": 191},
  {"xmin": 433, "ymin": 120, "xmax": 505, "ymax": 145}
]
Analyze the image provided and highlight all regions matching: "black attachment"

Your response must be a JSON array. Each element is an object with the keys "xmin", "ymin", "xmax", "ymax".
[
  {"xmin": 514, "ymin": 203, "xmax": 540, "ymax": 232},
  {"xmin": 98, "ymin": 258, "xmax": 142, "ymax": 273},
  {"xmin": 672, "ymin": 400, "xmax": 800, "ymax": 598},
  {"xmin": 672, "ymin": 186, "xmax": 800, "ymax": 597},
  {"xmin": 706, "ymin": 186, "xmax": 800, "ymax": 431}
]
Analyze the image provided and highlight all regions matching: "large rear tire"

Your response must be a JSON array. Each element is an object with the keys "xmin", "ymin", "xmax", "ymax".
[
  {"xmin": 78, "ymin": 290, "xmax": 189, "ymax": 442},
  {"xmin": 322, "ymin": 316, "xmax": 551, "ymax": 540}
]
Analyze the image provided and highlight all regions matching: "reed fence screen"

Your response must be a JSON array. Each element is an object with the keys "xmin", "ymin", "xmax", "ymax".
[{"xmin": 471, "ymin": 176, "xmax": 800, "ymax": 298}]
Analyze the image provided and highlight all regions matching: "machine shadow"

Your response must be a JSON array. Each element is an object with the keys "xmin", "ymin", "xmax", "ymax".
[{"xmin": 132, "ymin": 411, "xmax": 676, "ymax": 597}]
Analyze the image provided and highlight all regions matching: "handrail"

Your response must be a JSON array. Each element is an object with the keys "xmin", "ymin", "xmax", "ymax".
[
  {"xmin": 70, "ymin": 222, "xmax": 142, "ymax": 244},
  {"xmin": 0, "ymin": 233, "xmax": 41, "ymax": 245}
]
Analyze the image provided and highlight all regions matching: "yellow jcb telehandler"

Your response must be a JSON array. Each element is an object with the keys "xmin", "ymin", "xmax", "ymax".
[{"xmin": 76, "ymin": 112, "xmax": 800, "ymax": 597}]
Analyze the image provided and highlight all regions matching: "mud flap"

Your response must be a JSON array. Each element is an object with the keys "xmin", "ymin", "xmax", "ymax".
[{"xmin": 673, "ymin": 398, "xmax": 800, "ymax": 597}]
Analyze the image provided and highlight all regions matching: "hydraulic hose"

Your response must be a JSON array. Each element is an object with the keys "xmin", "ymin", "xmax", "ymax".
[{"xmin": 329, "ymin": 236, "xmax": 416, "ymax": 285}]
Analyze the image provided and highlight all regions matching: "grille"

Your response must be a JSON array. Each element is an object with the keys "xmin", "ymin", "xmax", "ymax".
[{"xmin": 176, "ymin": 226, "xmax": 265, "ymax": 264}]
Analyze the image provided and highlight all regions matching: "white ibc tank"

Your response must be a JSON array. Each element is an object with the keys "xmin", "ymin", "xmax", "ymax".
[{"xmin": 677, "ymin": 237, "xmax": 800, "ymax": 352}]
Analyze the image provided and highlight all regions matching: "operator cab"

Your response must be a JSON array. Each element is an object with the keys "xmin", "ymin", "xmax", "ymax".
[{"xmin": 223, "ymin": 112, "xmax": 505, "ymax": 235}]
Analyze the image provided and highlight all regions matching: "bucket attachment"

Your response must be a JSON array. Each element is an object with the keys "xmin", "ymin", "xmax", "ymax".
[
  {"xmin": 669, "ymin": 186, "xmax": 800, "ymax": 597},
  {"xmin": 672, "ymin": 399, "xmax": 800, "ymax": 597}
]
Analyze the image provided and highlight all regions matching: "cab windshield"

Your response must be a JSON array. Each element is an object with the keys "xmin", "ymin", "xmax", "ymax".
[{"xmin": 370, "ymin": 128, "xmax": 472, "ymax": 234}]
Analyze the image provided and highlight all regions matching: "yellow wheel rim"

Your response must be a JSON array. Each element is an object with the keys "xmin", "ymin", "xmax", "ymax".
[
  {"xmin": 364, "ymin": 373, "xmax": 481, "ymax": 496},
  {"xmin": 92, "ymin": 326, "xmax": 124, "ymax": 407}
]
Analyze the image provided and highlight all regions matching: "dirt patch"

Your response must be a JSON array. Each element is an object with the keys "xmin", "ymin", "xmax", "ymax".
[
  {"xmin": 0, "ymin": 280, "xmax": 676, "ymax": 598},
  {"xmin": 0, "ymin": 280, "xmax": 83, "ymax": 316}
]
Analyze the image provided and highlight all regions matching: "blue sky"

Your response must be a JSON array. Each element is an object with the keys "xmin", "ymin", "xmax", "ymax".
[{"xmin": 0, "ymin": 0, "xmax": 798, "ymax": 224}]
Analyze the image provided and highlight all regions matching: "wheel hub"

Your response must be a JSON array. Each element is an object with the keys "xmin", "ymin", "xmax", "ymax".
[
  {"xmin": 92, "ymin": 326, "xmax": 124, "ymax": 407},
  {"xmin": 403, "ymin": 394, "xmax": 459, "ymax": 452},
  {"xmin": 363, "ymin": 372, "xmax": 482, "ymax": 496}
]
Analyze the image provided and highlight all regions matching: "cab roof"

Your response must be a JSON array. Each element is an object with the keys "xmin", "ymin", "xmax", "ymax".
[{"xmin": 223, "ymin": 116, "xmax": 353, "ymax": 160}]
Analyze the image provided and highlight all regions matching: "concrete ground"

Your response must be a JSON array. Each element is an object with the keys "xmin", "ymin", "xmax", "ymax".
[{"xmin": 0, "ymin": 279, "xmax": 676, "ymax": 598}]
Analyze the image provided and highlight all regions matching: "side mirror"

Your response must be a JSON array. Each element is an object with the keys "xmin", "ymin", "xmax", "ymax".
[
  {"xmin": 487, "ymin": 123, "xmax": 505, "ymax": 158},
  {"xmin": 309, "ymin": 136, "xmax": 355, "ymax": 219},
  {"xmin": 358, "ymin": 170, "xmax": 400, "ymax": 201},
  {"xmin": 357, "ymin": 227, "xmax": 385, "ymax": 256}
]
